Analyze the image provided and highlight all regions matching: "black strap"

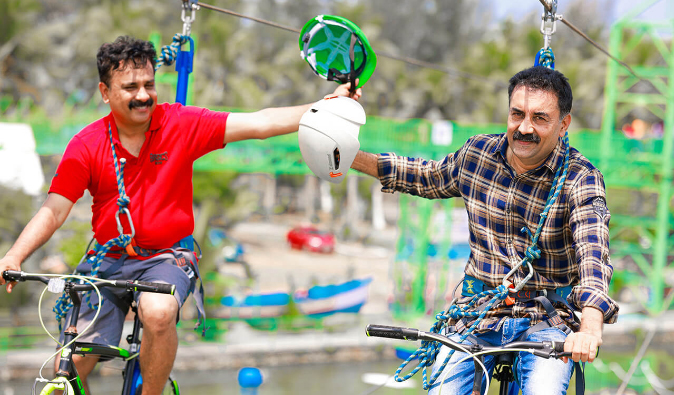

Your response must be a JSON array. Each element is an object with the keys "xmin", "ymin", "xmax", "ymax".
[
  {"xmin": 575, "ymin": 362, "xmax": 585, "ymax": 395},
  {"xmin": 348, "ymin": 33, "xmax": 357, "ymax": 94},
  {"xmin": 100, "ymin": 254, "xmax": 129, "ymax": 279},
  {"xmin": 99, "ymin": 287, "xmax": 132, "ymax": 315},
  {"xmin": 472, "ymin": 356, "xmax": 484, "ymax": 395},
  {"xmin": 326, "ymin": 32, "xmax": 365, "ymax": 92}
]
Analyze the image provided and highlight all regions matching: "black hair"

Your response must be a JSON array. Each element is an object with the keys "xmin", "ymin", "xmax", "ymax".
[
  {"xmin": 508, "ymin": 66, "xmax": 573, "ymax": 119},
  {"xmin": 97, "ymin": 36, "xmax": 156, "ymax": 87}
]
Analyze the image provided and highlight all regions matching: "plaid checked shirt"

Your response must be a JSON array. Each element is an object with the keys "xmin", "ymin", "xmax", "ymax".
[{"xmin": 378, "ymin": 133, "xmax": 619, "ymax": 332}]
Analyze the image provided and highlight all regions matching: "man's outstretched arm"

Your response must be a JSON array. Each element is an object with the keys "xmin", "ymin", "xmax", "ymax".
[
  {"xmin": 351, "ymin": 150, "xmax": 379, "ymax": 178},
  {"xmin": 223, "ymin": 83, "xmax": 362, "ymax": 144}
]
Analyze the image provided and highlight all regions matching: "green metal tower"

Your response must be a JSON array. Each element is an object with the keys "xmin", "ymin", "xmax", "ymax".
[{"xmin": 600, "ymin": 0, "xmax": 674, "ymax": 314}]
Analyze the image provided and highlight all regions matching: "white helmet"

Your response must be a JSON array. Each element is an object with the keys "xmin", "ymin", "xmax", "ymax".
[{"xmin": 298, "ymin": 96, "xmax": 365, "ymax": 184}]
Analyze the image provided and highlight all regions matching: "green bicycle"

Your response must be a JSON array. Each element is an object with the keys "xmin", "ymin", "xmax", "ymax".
[{"xmin": 2, "ymin": 270, "xmax": 180, "ymax": 395}]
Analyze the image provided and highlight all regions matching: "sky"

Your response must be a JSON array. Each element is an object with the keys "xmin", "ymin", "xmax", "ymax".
[{"xmin": 492, "ymin": 0, "xmax": 672, "ymax": 24}]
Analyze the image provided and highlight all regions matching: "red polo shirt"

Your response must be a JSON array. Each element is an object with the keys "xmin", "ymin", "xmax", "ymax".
[{"xmin": 49, "ymin": 103, "xmax": 228, "ymax": 249}]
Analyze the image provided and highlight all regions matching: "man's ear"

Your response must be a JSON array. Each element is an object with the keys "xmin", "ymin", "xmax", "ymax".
[
  {"xmin": 559, "ymin": 113, "xmax": 571, "ymax": 137},
  {"xmin": 99, "ymin": 81, "xmax": 110, "ymax": 104}
]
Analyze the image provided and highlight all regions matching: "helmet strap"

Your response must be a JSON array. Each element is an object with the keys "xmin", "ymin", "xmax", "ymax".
[
  {"xmin": 348, "ymin": 33, "xmax": 357, "ymax": 94},
  {"xmin": 326, "ymin": 32, "xmax": 360, "ymax": 94}
]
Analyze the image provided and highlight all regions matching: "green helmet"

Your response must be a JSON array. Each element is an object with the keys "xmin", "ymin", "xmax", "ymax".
[{"xmin": 299, "ymin": 15, "xmax": 377, "ymax": 88}]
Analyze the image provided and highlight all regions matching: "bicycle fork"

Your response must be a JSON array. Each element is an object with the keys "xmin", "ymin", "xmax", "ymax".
[
  {"xmin": 121, "ymin": 308, "xmax": 143, "ymax": 395},
  {"xmin": 52, "ymin": 287, "xmax": 87, "ymax": 395}
]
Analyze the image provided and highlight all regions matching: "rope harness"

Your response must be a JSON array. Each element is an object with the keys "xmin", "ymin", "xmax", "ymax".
[
  {"xmin": 394, "ymin": 129, "xmax": 570, "ymax": 390},
  {"xmin": 394, "ymin": 18, "xmax": 573, "ymax": 386},
  {"xmin": 53, "ymin": 124, "xmax": 136, "ymax": 329},
  {"xmin": 155, "ymin": 33, "xmax": 190, "ymax": 71}
]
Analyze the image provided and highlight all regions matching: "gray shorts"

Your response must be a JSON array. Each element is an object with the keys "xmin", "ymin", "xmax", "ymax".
[{"xmin": 58, "ymin": 250, "xmax": 197, "ymax": 347}]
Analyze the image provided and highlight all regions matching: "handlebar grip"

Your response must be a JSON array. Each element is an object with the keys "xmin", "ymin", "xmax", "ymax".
[
  {"xmin": 365, "ymin": 325, "xmax": 419, "ymax": 341},
  {"xmin": 132, "ymin": 281, "xmax": 175, "ymax": 295},
  {"xmin": 2, "ymin": 270, "xmax": 24, "ymax": 281}
]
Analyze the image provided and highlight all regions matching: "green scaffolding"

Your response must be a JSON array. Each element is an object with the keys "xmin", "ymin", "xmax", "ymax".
[{"xmin": 600, "ymin": 1, "xmax": 674, "ymax": 315}]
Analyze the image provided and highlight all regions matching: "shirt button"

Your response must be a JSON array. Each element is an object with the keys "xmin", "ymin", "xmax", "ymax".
[
  {"xmin": 506, "ymin": 208, "xmax": 511, "ymax": 214},
  {"xmin": 507, "ymin": 237, "xmax": 512, "ymax": 244}
]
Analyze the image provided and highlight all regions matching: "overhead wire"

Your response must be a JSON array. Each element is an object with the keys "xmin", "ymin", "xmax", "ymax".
[
  {"xmin": 193, "ymin": 1, "xmax": 507, "ymax": 88},
  {"xmin": 192, "ymin": 1, "xmax": 645, "ymax": 87},
  {"xmin": 537, "ymin": 0, "xmax": 643, "ymax": 80}
]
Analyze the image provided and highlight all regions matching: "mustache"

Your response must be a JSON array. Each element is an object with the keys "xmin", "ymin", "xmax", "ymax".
[
  {"xmin": 513, "ymin": 130, "xmax": 540, "ymax": 143},
  {"xmin": 129, "ymin": 98, "xmax": 154, "ymax": 110}
]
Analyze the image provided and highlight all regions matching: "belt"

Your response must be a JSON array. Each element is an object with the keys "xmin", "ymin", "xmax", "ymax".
[
  {"xmin": 92, "ymin": 235, "xmax": 195, "ymax": 256},
  {"xmin": 89, "ymin": 235, "xmax": 208, "ymax": 336},
  {"xmin": 461, "ymin": 274, "xmax": 573, "ymax": 301}
]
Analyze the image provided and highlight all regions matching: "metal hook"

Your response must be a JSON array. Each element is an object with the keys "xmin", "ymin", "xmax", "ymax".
[
  {"xmin": 539, "ymin": 0, "xmax": 561, "ymax": 49},
  {"xmin": 115, "ymin": 207, "xmax": 136, "ymax": 239},
  {"xmin": 502, "ymin": 259, "xmax": 535, "ymax": 293},
  {"xmin": 181, "ymin": 0, "xmax": 200, "ymax": 36}
]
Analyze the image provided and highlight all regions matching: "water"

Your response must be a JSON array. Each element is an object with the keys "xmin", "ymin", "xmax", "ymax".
[{"xmin": 4, "ymin": 360, "xmax": 426, "ymax": 395}]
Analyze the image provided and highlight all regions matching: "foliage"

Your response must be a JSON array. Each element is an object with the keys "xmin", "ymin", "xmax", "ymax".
[
  {"xmin": 57, "ymin": 220, "xmax": 93, "ymax": 268},
  {"xmin": 0, "ymin": 187, "xmax": 35, "ymax": 254},
  {"xmin": 0, "ymin": 0, "xmax": 629, "ymax": 131}
]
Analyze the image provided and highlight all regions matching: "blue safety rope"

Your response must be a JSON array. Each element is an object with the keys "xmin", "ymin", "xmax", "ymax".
[
  {"xmin": 393, "ymin": 54, "xmax": 571, "ymax": 389},
  {"xmin": 394, "ymin": 286, "xmax": 509, "ymax": 390},
  {"xmin": 53, "ymin": 124, "xmax": 134, "ymax": 330},
  {"xmin": 155, "ymin": 33, "xmax": 190, "ymax": 71},
  {"xmin": 535, "ymin": 48, "xmax": 556, "ymax": 69}
]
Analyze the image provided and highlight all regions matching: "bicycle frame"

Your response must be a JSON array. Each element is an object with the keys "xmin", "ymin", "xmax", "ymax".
[
  {"xmin": 2, "ymin": 271, "xmax": 177, "ymax": 395},
  {"xmin": 365, "ymin": 324, "xmax": 570, "ymax": 395},
  {"xmin": 52, "ymin": 284, "xmax": 87, "ymax": 395}
]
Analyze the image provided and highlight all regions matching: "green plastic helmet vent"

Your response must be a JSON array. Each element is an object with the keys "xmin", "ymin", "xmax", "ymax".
[{"xmin": 299, "ymin": 15, "xmax": 377, "ymax": 88}]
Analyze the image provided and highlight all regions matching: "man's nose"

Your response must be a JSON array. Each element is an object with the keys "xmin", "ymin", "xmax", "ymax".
[
  {"xmin": 519, "ymin": 117, "xmax": 535, "ymax": 134},
  {"xmin": 136, "ymin": 86, "xmax": 150, "ymax": 101}
]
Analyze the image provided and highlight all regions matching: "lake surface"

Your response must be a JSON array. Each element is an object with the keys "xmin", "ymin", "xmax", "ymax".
[
  {"xmin": 5, "ymin": 350, "xmax": 669, "ymax": 395},
  {"xmin": 4, "ymin": 360, "xmax": 427, "ymax": 395}
]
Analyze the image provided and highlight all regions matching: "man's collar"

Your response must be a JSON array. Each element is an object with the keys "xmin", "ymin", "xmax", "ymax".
[
  {"xmin": 493, "ymin": 133, "xmax": 508, "ymax": 160},
  {"xmin": 543, "ymin": 136, "xmax": 566, "ymax": 173},
  {"xmin": 104, "ymin": 104, "xmax": 163, "ymax": 143}
]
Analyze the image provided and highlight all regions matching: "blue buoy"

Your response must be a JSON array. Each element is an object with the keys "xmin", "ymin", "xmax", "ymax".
[{"xmin": 238, "ymin": 367, "xmax": 263, "ymax": 394}]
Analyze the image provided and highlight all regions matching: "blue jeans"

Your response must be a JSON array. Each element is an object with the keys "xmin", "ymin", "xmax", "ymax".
[{"xmin": 428, "ymin": 318, "xmax": 574, "ymax": 395}]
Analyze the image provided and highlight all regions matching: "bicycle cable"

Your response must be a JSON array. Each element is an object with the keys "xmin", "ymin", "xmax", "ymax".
[
  {"xmin": 436, "ymin": 346, "xmax": 562, "ymax": 394},
  {"xmin": 33, "ymin": 273, "xmax": 110, "ymax": 382}
]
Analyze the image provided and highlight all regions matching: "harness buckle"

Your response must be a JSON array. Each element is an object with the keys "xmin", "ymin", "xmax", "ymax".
[
  {"xmin": 505, "ymin": 282, "xmax": 516, "ymax": 306},
  {"xmin": 125, "ymin": 239, "xmax": 138, "ymax": 257}
]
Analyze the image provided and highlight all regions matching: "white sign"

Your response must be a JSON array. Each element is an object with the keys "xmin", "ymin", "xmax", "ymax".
[
  {"xmin": 431, "ymin": 120, "xmax": 453, "ymax": 146},
  {"xmin": 0, "ymin": 123, "xmax": 45, "ymax": 196}
]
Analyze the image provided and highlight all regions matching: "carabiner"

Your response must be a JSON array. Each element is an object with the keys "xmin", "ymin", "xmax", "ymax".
[
  {"xmin": 502, "ymin": 259, "xmax": 535, "ymax": 293},
  {"xmin": 115, "ymin": 207, "xmax": 136, "ymax": 239},
  {"xmin": 539, "ymin": 0, "xmax": 561, "ymax": 49},
  {"xmin": 181, "ymin": 0, "xmax": 199, "ymax": 37}
]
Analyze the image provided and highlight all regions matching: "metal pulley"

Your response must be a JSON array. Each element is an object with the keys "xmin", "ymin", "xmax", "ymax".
[
  {"xmin": 181, "ymin": 0, "xmax": 200, "ymax": 36},
  {"xmin": 540, "ymin": 0, "xmax": 562, "ymax": 49}
]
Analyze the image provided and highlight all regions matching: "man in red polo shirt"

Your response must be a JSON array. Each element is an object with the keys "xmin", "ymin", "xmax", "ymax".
[{"xmin": 0, "ymin": 35, "xmax": 361, "ymax": 394}]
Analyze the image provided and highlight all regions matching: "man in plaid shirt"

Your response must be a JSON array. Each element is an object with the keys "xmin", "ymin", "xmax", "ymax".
[{"xmin": 353, "ymin": 66, "xmax": 618, "ymax": 394}]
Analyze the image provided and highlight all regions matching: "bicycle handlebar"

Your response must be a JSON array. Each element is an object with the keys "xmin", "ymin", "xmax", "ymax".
[
  {"xmin": 365, "ymin": 324, "xmax": 421, "ymax": 341},
  {"xmin": 365, "ymin": 324, "xmax": 571, "ymax": 359},
  {"xmin": 2, "ymin": 270, "xmax": 176, "ymax": 295}
]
